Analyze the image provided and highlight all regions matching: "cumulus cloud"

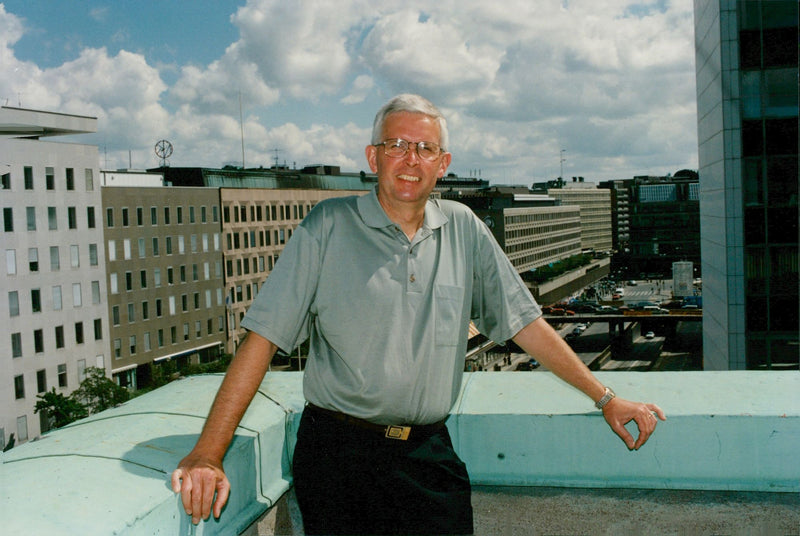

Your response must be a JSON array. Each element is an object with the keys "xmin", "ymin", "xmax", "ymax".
[{"xmin": 0, "ymin": 0, "xmax": 698, "ymax": 181}]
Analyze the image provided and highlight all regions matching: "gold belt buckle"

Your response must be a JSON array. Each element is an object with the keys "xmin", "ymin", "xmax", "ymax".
[{"xmin": 385, "ymin": 425, "xmax": 411, "ymax": 440}]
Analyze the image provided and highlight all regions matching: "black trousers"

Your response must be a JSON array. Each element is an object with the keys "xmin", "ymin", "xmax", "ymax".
[{"xmin": 292, "ymin": 406, "xmax": 474, "ymax": 535}]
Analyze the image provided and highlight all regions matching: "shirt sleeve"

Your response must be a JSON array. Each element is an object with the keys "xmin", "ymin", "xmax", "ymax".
[
  {"xmin": 469, "ymin": 214, "xmax": 542, "ymax": 343},
  {"xmin": 240, "ymin": 222, "xmax": 321, "ymax": 354}
]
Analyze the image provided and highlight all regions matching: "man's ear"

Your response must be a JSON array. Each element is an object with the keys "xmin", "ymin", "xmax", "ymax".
[
  {"xmin": 437, "ymin": 152, "xmax": 452, "ymax": 178},
  {"xmin": 365, "ymin": 145, "xmax": 379, "ymax": 173}
]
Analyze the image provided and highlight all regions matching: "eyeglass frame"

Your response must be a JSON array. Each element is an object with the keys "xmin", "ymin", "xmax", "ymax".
[{"xmin": 373, "ymin": 138, "xmax": 446, "ymax": 161}]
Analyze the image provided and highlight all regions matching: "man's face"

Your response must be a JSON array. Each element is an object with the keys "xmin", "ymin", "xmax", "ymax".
[{"xmin": 366, "ymin": 111, "xmax": 451, "ymax": 213}]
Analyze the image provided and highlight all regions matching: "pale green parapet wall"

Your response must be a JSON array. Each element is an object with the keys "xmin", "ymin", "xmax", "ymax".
[
  {"xmin": 450, "ymin": 371, "xmax": 800, "ymax": 492},
  {"xmin": 1, "ymin": 371, "xmax": 798, "ymax": 534}
]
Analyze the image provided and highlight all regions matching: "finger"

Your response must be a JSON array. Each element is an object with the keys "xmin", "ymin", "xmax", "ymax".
[
  {"xmin": 647, "ymin": 404, "xmax": 667, "ymax": 421},
  {"xmin": 610, "ymin": 421, "xmax": 635, "ymax": 450},
  {"xmin": 179, "ymin": 471, "xmax": 194, "ymax": 516},
  {"xmin": 213, "ymin": 477, "xmax": 231, "ymax": 519},
  {"xmin": 200, "ymin": 473, "xmax": 217, "ymax": 522},
  {"xmin": 171, "ymin": 469, "xmax": 183, "ymax": 493},
  {"xmin": 633, "ymin": 411, "xmax": 657, "ymax": 450},
  {"xmin": 191, "ymin": 473, "xmax": 204, "ymax": 524}
]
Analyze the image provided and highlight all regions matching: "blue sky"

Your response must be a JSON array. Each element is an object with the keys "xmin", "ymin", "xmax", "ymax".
[{"xmin": 0, "ymin": 0, "xmax": 698, "ymax": 183}]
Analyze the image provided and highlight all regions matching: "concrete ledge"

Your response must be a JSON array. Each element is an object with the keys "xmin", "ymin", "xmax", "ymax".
[{"xmin": 1, "ymin": 371, "xmax": 797, "ymax": 534}]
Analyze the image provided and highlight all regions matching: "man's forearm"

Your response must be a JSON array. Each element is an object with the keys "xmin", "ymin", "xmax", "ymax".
[
  {"xmin": 512, "ymin": 317, "xmax": 606, "ymax": 403},
  {"xmin": 191, "ymin": 331, "xmax": 278, "ymax": 462}
]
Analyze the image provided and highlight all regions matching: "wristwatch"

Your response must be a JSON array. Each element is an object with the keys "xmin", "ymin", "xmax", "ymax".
[{"xmin": 595, "ymin": 386, "xmax": 616, "ymax": 409}]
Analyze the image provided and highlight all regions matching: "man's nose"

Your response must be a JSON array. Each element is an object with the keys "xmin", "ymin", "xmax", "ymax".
[{"xmin": 404, "ymin": 142, "xmax": 420, "ymax": 164}]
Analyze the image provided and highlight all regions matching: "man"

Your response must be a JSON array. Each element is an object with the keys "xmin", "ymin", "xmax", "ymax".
[{"xmin": 172, "ymin": 94, "xmax": 666, "ymax": 535}]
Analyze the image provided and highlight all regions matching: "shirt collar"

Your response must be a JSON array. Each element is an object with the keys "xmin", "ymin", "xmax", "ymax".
[{"xmin": 357, "ymin": 185, "xmax": 449, "ymax": 231}]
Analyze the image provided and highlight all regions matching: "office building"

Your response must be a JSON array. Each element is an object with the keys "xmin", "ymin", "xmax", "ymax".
[
  {"xmin": 1, "ymin": 107, "xmax": 109, "ymax": 446},
  {"xmin": 694, "ymin": 0, "xmax": 798, "ymax": 369}
]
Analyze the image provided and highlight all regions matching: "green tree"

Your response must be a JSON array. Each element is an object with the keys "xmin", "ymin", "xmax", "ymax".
[
  {"xmin": 71, "ymin": 367, "xmax": 130, "ymax": 414},
  {"xmin": 34, "ymin": 388, "xmax": 88, "ymax": 429}
]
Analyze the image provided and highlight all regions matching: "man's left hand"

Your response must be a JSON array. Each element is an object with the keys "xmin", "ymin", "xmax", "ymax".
[{"xmin": 602, "ymin": 398, "xmax": 666, "ymax": 450}]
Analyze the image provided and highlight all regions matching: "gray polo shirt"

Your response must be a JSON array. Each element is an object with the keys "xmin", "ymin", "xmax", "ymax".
[{"xmin": 241, "ymin": 187, "xmax": 541, "ymax": 425}]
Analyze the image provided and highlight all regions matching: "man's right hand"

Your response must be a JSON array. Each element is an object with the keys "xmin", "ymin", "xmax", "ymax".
[{"xmin": 171, "ymin": 454, "xmax": 230, "ymax": 525}]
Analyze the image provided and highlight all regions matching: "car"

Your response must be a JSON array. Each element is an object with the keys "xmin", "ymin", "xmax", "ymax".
[
  {"xmin": 611, "ymin": 294, "xmax": 622, "ymax": 300},
  {"xmin": 628, "ymin": 280, "xmax": 637, "ymax": 286},
  {"xmin": 515, "ymin": 359, "xmax": 540, "ymax": 371},
  {"xmin": 575, "ymin": 323, "xmax": 588, "ymax": 332},
  {"xmin": 645, "ymin": 331, "xmax": 655, "ymax": 339},
  {"xmin": 571, "ymin": 327, "xmax": 582, "ymax": 336}
]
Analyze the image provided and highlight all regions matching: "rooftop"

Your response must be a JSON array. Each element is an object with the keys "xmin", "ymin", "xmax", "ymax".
[{"xmin": 2, "ymin": 371, "xmax": 798, "ymax": 535}]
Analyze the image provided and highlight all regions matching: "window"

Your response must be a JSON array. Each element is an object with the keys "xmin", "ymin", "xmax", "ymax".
[
  {"xmin": 154, "ymin": 268, "xmax": 161, "ymax": 287},
  {"xmin": 144, "ymin": 332, "xmax": 151, "ymax": 352},
  {"xmin": 65, "ymin": 168, "xmax": 74, "ymax": 190},
  {"xmin": 70, "ymin": 245, "xmax": 80, "ymax": 268},
  {"xmin": 110, "ymin": 273, "xmax": 118, "ymax": 294},
  {"xmin": 3, "ymin": 207, "xmax": 13, "ymax": 232},
  {"xmin": 37, "ymin": 370, "xmax": 47, "ymax": 393},
  {"xmin": 26, "ymin": 206, "xmax": 36, "ymax": 230},
  {"xmin": 125, "ymin": 271, "xmax": 133, "ymax": 291},
  {"xmin": 112, "ymin": 305, "xmax": 120, "ymax": 326},
  {"xmin": 189, "ymin": 206, "xmax": 196, "ymax": 223},
  {"xmin": 34, "ymin": 329, "xmax": 44, "ymax": 353},
  {"xmin": 123, "ymin": 239, "xmax": 131, "ymax": 260},
  {"xmin": 14, "ymin": 375, "xmax": 25, "ymax": 399},
  {"xmin": 28, "ymin": 248, "xmax": 39, "ymax": 272},
  {"xmin": 122, "ymin": 207, "xmax": 129, "ymax": 227},
  {"xmin": 72, "ymin": 283, "xmax": 82, "ymax": 307},
  {"xmin": 48, "ymin": 207, "xmax": 58, "ymax": 230},
  {"xmin": 68, "ymin": 207, "xmax": 77, "ymax": 229},
  {"xmin": 24, "ymin": 166, "xmax": 33, "ymax": 190},
  {"xmin": 11, "ymin": 332, "xmax": 22, "ymax": 357},
  {"xmin": 177, "ymin": 207, "xmax": 183, "ymax": 224},
  {"xmin": 129, "ymin": 335, "xmax": 136, "ymax": 355},
  {"xmin": 8, "ymin": 291, "xmax": 19, "ymax": 316},
  {"xmin": 142, "ymin": 301, "xmax": 149, "ymax": 320},
  {"xmin": 107, "ymin": 208, "xmax": 114, "ymax": 228},
  {"xmin": 138, "ymin": 238, "xmax": 146, "ymax": 258},
  {"xmin": 94, "ymin": 318, "xmax": 103, "ymax": 340},
  {"xmin": 152, "ymin": 237, "xmax": 159, "ymax": 256},
  {"xmin": 183, "ymin": 323, "xmax": 189, "ymax": 341},
  {"xmin": 74, "ymin": 322, "xmax": 84, "ymax": 344},
  {"xmin": 31, "ymin": 288, "xmax": 41, "ymax": 313},
  {"xmin": 140, "ymin": 270, "xmax": 147, "ymax": 288},
  {"xmin": 52, "ymin": 286, "xmax": 62, "ymax": 311},
  {"xmin": 136, "ymin": 207, "xmax": 144, "ymax": 226},
  {"xmin": 58, "ymin": 364, "xmax": 68, "ymax": 387},
  {"xmin": 85, "ymin": 168, "xmax": 94, "ymax": 191},
  {"xmin": 55, "ymin": 325, "xmax": 65, "ymax": 349},
  {"xmin": 87, "ymin": 207, "xmax": 96, "ymax": 229},
  {"xmin": 6, "ymin": 249, "xmax": 16, "ymax": 275},
  {"xmin": 164, "ymin": 206, "xmax": 171, "ymax": 225},
  {"xmin": 50, "ymin": 246, "xmax": 59, "ymax": 271},
  {"xmin": 1, "ymin": 172, "xmax": 10, "ymax": 190},
  {"xmin": 89, "ymin": 244, "xmax": 98, "ymax": 266},
  {"xmin": 127, "ymin": 303, "xmax": 135, "ymax": 323},
  {"xmin": 108, "ymin": 240, "xmax": 116, "ymax": 261},
  {"xmin": 166, "ymin": 237, "xmax": 173, "ymax": 255},
  {"xmin": 91, "ymin": 280, "xmax": 101, "ymax": 304},
  {"xmin": 113, "ymin": 339, "xmax": 121, "ymax": 358},
  {"xmin": 150, "ymin": 206, "xmax": 158, "ymax": 225}
]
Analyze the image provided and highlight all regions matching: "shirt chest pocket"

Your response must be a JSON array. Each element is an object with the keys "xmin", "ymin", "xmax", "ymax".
[{"xmin": 434, "ymin": 284, "xmax": 465, "ymax": 347}]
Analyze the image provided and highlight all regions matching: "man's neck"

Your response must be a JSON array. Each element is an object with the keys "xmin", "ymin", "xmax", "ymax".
[{"xmin": 377, "ymin": 194, "xmax": 426, "ymax": 240}]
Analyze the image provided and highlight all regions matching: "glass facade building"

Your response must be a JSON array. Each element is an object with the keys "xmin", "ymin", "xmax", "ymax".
[{"xmin": 694, "ymin": 0, "xmax": 798, "ymax": 369}]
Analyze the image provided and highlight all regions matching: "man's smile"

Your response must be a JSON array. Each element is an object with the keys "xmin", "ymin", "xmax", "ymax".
[{"xmin": 398, "ymin": 174, "xmax": 421, "ymax": 183}]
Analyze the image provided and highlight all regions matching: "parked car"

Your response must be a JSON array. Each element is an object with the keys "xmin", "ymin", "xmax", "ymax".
[
  {"xmin": 645, "ymin": 331, "xmax": 655, "ymax": 339},
  {"xmin": 515, "ymin": 359, "xmax": 540, "ymax": 371}
]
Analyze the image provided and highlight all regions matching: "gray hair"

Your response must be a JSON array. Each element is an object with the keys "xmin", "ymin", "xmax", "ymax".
[{"xmin": 371, "ymin": 94, "xmax": 449, "ymax": 151}]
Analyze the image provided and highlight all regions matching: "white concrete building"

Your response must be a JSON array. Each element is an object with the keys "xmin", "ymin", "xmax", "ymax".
[{"xmin": 1, "ymin": 107, "xmax": 109, "ymax": 446}]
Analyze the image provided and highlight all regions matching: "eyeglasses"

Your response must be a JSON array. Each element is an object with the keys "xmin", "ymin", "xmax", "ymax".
[{"xmin": 375, "ymin": 138, "xmax": 444, "ymax": 161}]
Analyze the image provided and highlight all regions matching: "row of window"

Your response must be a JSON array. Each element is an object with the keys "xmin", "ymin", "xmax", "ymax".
[
  {"xmin": 2, "ymin": 206, "xmax": 98, "ymax": 232},
  {"xmin": 226, "ymin": 228, "xmax": 292, "ymax": 251},
  {"xmin": 13, "ymin": 365, "xmax": 69, "ymax": 401},
  {"xmin": 0, "ymin": 167, "xmax": 94, "ymax": 192},
  {"xmin": 8, "ymin": 284, "xmax": 102, "ymax": 316},
  {"xmin": 112, "ymin": 318, "xmax": 224, "ymax": 359},
  {"xmin": 6, "ymin": 245, "xmax": 99, "ymax": 275},
  {"xmin": 10, "ymin": 320, "xmax": 103, "ymax": 360},
  {"xmin": 109, "ymin": 263, "xmax": 222, "ymax": 295},
  {"xmin": 111, "ymin": 290, "xmax": 224, "ymax": 326},
  {"xmin": 223, "ymin": 202, "xmax": 314, "ymax": 224},
  {"xmin": 106, "ymin": 204, "xmax": 219, "ymax": 228},
  {"xmin": 107, "ymin": 234, "xmax": 221, "ymax": 261}
]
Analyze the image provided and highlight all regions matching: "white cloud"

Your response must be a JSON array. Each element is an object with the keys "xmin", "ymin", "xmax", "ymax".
[{"xmin": 0, "ymin": 0, "xmax": 698, "ymax": 180}]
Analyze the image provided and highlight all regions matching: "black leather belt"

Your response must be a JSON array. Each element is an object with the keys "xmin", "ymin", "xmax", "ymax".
[{"xmin": 305, "ymin": 403, "xmax": 447, "ymax": 441}]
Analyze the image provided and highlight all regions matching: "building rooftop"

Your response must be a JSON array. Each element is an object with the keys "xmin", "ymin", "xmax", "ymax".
[{"xmin": 2, "ymin": 371, "xmax": 798, "ymax": 535}]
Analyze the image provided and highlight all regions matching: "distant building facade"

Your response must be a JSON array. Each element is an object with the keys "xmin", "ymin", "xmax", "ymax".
[
  {"xmin": 101, "ymin": 185, "xmax": 226, "ymax": 389},
  {"xmin": 694, "ymin": 0, "xmax": 798, "ymax": 370},
  {"xmin": 1, "ymin": 107, "xmax": 109, "ymax": 446},
  {"xmin": 544, "ymin": 181, "xmax": 613, "ymax": 255}
]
